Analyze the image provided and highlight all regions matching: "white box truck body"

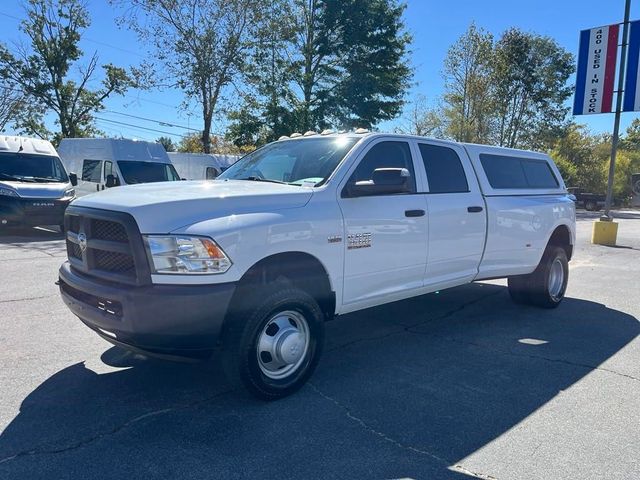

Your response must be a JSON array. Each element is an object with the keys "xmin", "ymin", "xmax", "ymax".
[
  {"xmin": 57, "ymin": 138, "xmax": 181, "ymax": 197},
  {"xmin": 168, "ymin": 152, "xmax": 240, "ymax": 180}
]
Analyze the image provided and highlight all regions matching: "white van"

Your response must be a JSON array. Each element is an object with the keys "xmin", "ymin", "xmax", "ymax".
[
  {"xmin": 57, "ymin": 138, "xmax": 181, "ymax": 196},
  {"xmin": 0, "ymin": 136, "xmax": 77, "ymax": 230},
  {"xmin": 168, "ymin": 152, "xmax": 239, "ymax": 180}
]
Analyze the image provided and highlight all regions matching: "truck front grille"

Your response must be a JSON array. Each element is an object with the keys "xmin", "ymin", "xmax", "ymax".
[{"xmin": 64, "ymin": 207, "xmax": 151, "ymax": 286}]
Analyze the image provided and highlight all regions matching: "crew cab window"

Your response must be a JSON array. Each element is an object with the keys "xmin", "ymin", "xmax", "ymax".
[
  {"xmin": 82, "ymin": 160, "xmax": 102, "ymax": 182},
  {"xmin": 480, "ymin": 154, "xmax": 558, "ymax": 189},
  {"xmin": 418, "ymin": 143, "xmax": 468, "ymax": 193},
  {"xmin": 348, "ymin": 141, "xmax": 416, "ymax": 193}
]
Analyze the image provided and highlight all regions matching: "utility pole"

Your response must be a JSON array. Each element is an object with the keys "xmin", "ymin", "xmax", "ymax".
[{"xmin": 603, "ymin": 0, "xmax": 632, "ymax": 220}]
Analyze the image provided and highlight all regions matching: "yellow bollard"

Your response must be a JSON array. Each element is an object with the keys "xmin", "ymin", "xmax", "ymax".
[{"xmin": 592, "ymin": 220, "xmax": 619, "ymax": 246}]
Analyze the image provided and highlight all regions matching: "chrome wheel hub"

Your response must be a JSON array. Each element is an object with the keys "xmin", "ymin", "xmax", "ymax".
[
  {"xmin": 548, "ymin": 258, "xmax": 564, "ymax": 300},
  {"xmin": 257, "ymin": 310, "xmax": 310, "ymax": 380}
]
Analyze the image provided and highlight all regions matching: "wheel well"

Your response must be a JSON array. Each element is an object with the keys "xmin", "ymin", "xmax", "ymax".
[
  {"xmin": 547, "ymin": 225, "xmax": 573, "ymax": 260},
  {"xmin": 232, "ymin": 252, "xmax": 335, "ymax": 320}
]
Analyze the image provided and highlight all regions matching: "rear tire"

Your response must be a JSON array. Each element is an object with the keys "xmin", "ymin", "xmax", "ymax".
[
  {"xmin": 507, "ymin": 246, "xmax": 568, "ymax": 309},
  {"xmin": 222, "ymin": 286, "xmax": 325, "ymax": 400}
]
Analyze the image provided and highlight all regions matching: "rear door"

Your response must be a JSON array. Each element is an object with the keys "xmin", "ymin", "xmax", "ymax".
[
  {"xmin": 338, "ymin": 139, "xmax": 429, "ymax": 310},
  {"xmin": 415, "ymin": 141, "xmax": 486, "ymax": 286}
]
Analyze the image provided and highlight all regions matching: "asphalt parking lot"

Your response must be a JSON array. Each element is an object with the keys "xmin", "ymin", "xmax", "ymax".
[{"xmin": 0, "ymin": 210, "xmax": 639, "ymax": 480}]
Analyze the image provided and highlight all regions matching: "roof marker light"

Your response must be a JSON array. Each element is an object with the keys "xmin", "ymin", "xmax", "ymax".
[
  {"xmin": 303, "ymin": 131, "xmax": 318, "ymax": 136},
  {"xmin": 278, "ymin": 135, "xmax": 290, "ymax": 141},
  {"xmin": 354, "ymin": 128, "xmax": 369, "ymax": 134},
  {"xmin": 320, "ymin": 129, "xmax": 335, "ymax": 135},
  {"xmin": 290, "ymin": 132, "xmax": 302, "ymax": 138}
]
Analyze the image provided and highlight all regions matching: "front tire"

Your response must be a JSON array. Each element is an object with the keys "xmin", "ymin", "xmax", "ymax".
[
  {"xmin": 222, "ymin": 287, "xmax": 325, "ymax": 400},
  {"xmin": 508, "ymin": 246, "xmax": 569, "ymax": 309}
]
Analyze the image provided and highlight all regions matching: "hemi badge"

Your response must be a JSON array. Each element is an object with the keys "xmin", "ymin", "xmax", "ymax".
[{"xmin": 328, "ymin": 235, "xmax": 342, "ymax": 243}]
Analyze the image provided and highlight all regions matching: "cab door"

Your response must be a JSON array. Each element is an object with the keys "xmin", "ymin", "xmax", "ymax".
[
  {"xmin": 78, "ymin": 159, "xmax": 103, "ymax": 196},
  {"xmin": 337, "ymin": 139, "xmax": 429, "ymax": 311},
  {"xmin": 415, "ymin": 141, "xmax": 487, "ymax": 287}
]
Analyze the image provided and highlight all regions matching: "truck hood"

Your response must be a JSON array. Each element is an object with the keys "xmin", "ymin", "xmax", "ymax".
[
  {"xmin": 72, "ymin": 179, "xmax": 314, "ymax": 232},
  {"xmin": 0, "ymin": 180, "xmax": 70, "ymax": 199}
]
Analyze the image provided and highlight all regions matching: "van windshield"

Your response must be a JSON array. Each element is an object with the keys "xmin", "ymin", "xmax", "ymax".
[
  {"xmin": 219, "ymin": 137, "xmax": 359, "ymax": 186},
  {"xmin": 0, "ymin": 153, "xmax": 69, "ymax": 183},
  {"xmin": 117, "ymin": 161, "xmax": 181, "ymax": 184}
]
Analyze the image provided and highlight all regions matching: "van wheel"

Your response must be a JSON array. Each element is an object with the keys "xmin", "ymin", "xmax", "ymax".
[
  {"xmin": 222, "ymin": 287, "xmax": 324, "ymax": 400},
  {"xmin": 585, "ymin": 200, "xmax": 597, "ymax": 211},
  {"xmin": 507, "ymin": 246, "xmax": 568, "ymax": 309}
]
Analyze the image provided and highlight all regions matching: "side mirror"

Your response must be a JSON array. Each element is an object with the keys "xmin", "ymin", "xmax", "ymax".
[
  {"xmin": 343, "ymin": 167, "xmax": 411, "ymax": 197},
  {"xmin": 105, "ymin": 174, "xmax": 119, "ymax": 188},
  {"xmin": 69, "ymin": 172, "xmax": 78, "ymax": 186}
]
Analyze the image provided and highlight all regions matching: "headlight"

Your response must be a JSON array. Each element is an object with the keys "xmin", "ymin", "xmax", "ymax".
[
  {"xmin": 62, "ymin": 188, "xmax": 75, "ymax": 199},
  {"xmin": 0, "ymin": 187, "xmax": 19, "ymax": 197},
  {"xmin": 143, "ymin": 235, "xmax": 232, "ymax": 274}
]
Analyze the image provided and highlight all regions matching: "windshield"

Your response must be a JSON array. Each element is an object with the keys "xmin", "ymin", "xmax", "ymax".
[
  {"xmin": 0, "ymin": 153, "xmax": 69, "ymax": 183},
  {"xmin": 219, "ymin": 137, "xmax": 359, "ymax": 186},
  {"xmin": 117, "ymin": 161, "xmax": 181, "ymax": 184}
]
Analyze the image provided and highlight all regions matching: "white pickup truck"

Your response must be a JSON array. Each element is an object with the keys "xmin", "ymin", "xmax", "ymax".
[{"xmin": 58, "ymin": 132, "xmax": 575, "ymax": 399}]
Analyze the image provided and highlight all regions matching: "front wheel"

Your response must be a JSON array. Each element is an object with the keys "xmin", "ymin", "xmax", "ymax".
[
  {"xmin": 508, "ymin": 246, "xmax": 569, "ymax": 308},
  {"xmin": 222, "ymin": 287, "xmax": 325, "ymax": 400}
]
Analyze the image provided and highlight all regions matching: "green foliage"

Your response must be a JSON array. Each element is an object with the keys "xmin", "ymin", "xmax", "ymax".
[
  {"xmin": 437, "ymin": 24, "xmax": 574, "ymax": 150},
  {"xmin": 0, "ymin": 0, "xmax": 137, "ymax": 143},
  {"xmin": 156, "ymin": 136, "xmax": 176, "ymax": 152},
  {"xmin": 114, "ymin": 0, "xmax": 264, "ymax": 153},
  {"xmin": 442, "ymin": 23, "xmax": 494, "ymax": 143},
  {"xmin": 227, "ymin": 0, "xmax": 412, "ymax": 148}
]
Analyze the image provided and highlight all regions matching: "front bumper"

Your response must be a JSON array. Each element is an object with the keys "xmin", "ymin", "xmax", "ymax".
[
  {"xmin": 58, "ymin": 261, "xmax": 236, "ymax": 359},
  {"xmin": 0, "ymin": 196, "xmax": 71, "ymax": 227}
]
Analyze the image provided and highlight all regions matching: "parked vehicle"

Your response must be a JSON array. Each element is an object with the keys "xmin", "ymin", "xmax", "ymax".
[
  {"xmin": 58, "ymin": 132, "xmax": 576, "ymax": 399},
  {"xmin": 567, "ymin": 187, "xmax": 606, "ymax": 211},
  {"xmin": 168, "ymin": 152, "xmax": 239, "ymax": 180},
  {"xmin": 0, "ymin": 136, "xmax": 77, "ymax": 230},
  {"xmin": 57, "ymin": 138, "xmax": 181, "ymax": 197}
]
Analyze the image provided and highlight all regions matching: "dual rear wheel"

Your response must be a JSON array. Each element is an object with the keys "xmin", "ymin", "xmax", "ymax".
[{"xmin": 508, "ymin": 246, "xmax": 569, "ymax": 308}]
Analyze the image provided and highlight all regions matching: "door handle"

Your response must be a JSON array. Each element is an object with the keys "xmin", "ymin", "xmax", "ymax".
[
  {"xmin": 405, "ymin": 209, "xmax": 425, "ymax": 217},
  {"xmin": 467, "ymin": 206, "xmax": 483, "ymax": 213}
]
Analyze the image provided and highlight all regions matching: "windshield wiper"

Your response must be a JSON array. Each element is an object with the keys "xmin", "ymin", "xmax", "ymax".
[
  {"xmin": 239, "ymin": 176, "xmax": 288, "ymax": 185},
  {"xmin": 27, "ymin": 176, "xmax": 61, "ymax": 183},
  {"xmin": 0, "ymin": 173, "xmax": 36, "ymax": 182}
]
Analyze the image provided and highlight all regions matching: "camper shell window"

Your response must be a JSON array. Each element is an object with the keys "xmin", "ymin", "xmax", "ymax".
[{"xmin": 480, "ymin": 154, "xmax": 558, "ymax": 189}]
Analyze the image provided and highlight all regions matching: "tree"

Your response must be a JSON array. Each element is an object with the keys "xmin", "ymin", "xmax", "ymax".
[
  {"xmin": 395, "ymin": 95, "xmax": 445, "ymax": 137},
  {"xmin": 0, "ymin": 0, "xmax": 137, "ymax": 142},
  {"xmin": 320, "ymin": 0, "xmax": 412, "ymax": 129},
  {"xmin": 156, "ymin": 136, "xmax": 176, "ymax": 152},
  {"xmin": 227, "ymin": 0, "xmax": 412, "ymax": 147},
  {"xmin": 491, "ymin": 29, "xmax": 574, "ymax": 149},
  {"xmin": 0, "ymin": 80, "xmax": 24, "ymax": 132},
  {"xmin": 114, "ymin": 0, "xmax": 264, "ymax": 153},
  {"xmin": 442, "ymin": 24, "xmax": 494, "ymax": 143}
]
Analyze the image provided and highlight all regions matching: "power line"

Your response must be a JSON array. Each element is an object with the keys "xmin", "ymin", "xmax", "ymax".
[
  {"xmin": 104, "ymin": 110, "xmax": 200, "ymax": 132},
  {"xmin": 94, "ymin": 116, "xmax": 187, "ymax": 138},
  {"xmin": 0, "ymin": 10, "xmax": 146, "ymax": 59}
]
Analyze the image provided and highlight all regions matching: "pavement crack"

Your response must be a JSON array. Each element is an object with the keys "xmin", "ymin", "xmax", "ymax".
[
  {"xmin": 450, "ymin": 464, "xmax": 500, "ymax": 480},
  {"xmin": 0, "ymin": 294, "xmax": 56, "ymax": 304},
  {"xmin": 0, "ymin": 389, "xmax": 235, "ymax": 465},
  {"xmin": 308, "ymin": 382, "xmax": 449, "ymax": 464}
]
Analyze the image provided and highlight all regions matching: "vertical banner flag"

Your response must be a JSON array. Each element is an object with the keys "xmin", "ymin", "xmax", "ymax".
[
  {"xmin": 623, "ymin": 21, "xmax": 640, "ymax": 112},
  {"xmin": 573, "ymin": 24, "xmax": 619, "ymax": 115}
]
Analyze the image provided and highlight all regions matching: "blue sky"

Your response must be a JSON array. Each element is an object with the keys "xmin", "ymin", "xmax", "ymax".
[{"xmin": 1, "ymin": 0, "xmax": 639, "ymax": 143}]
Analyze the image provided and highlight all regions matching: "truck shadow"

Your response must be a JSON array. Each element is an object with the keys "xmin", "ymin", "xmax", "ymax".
[{"xmin": 0, "ymin": 283, "xmax": 638, "ymax": 479}]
